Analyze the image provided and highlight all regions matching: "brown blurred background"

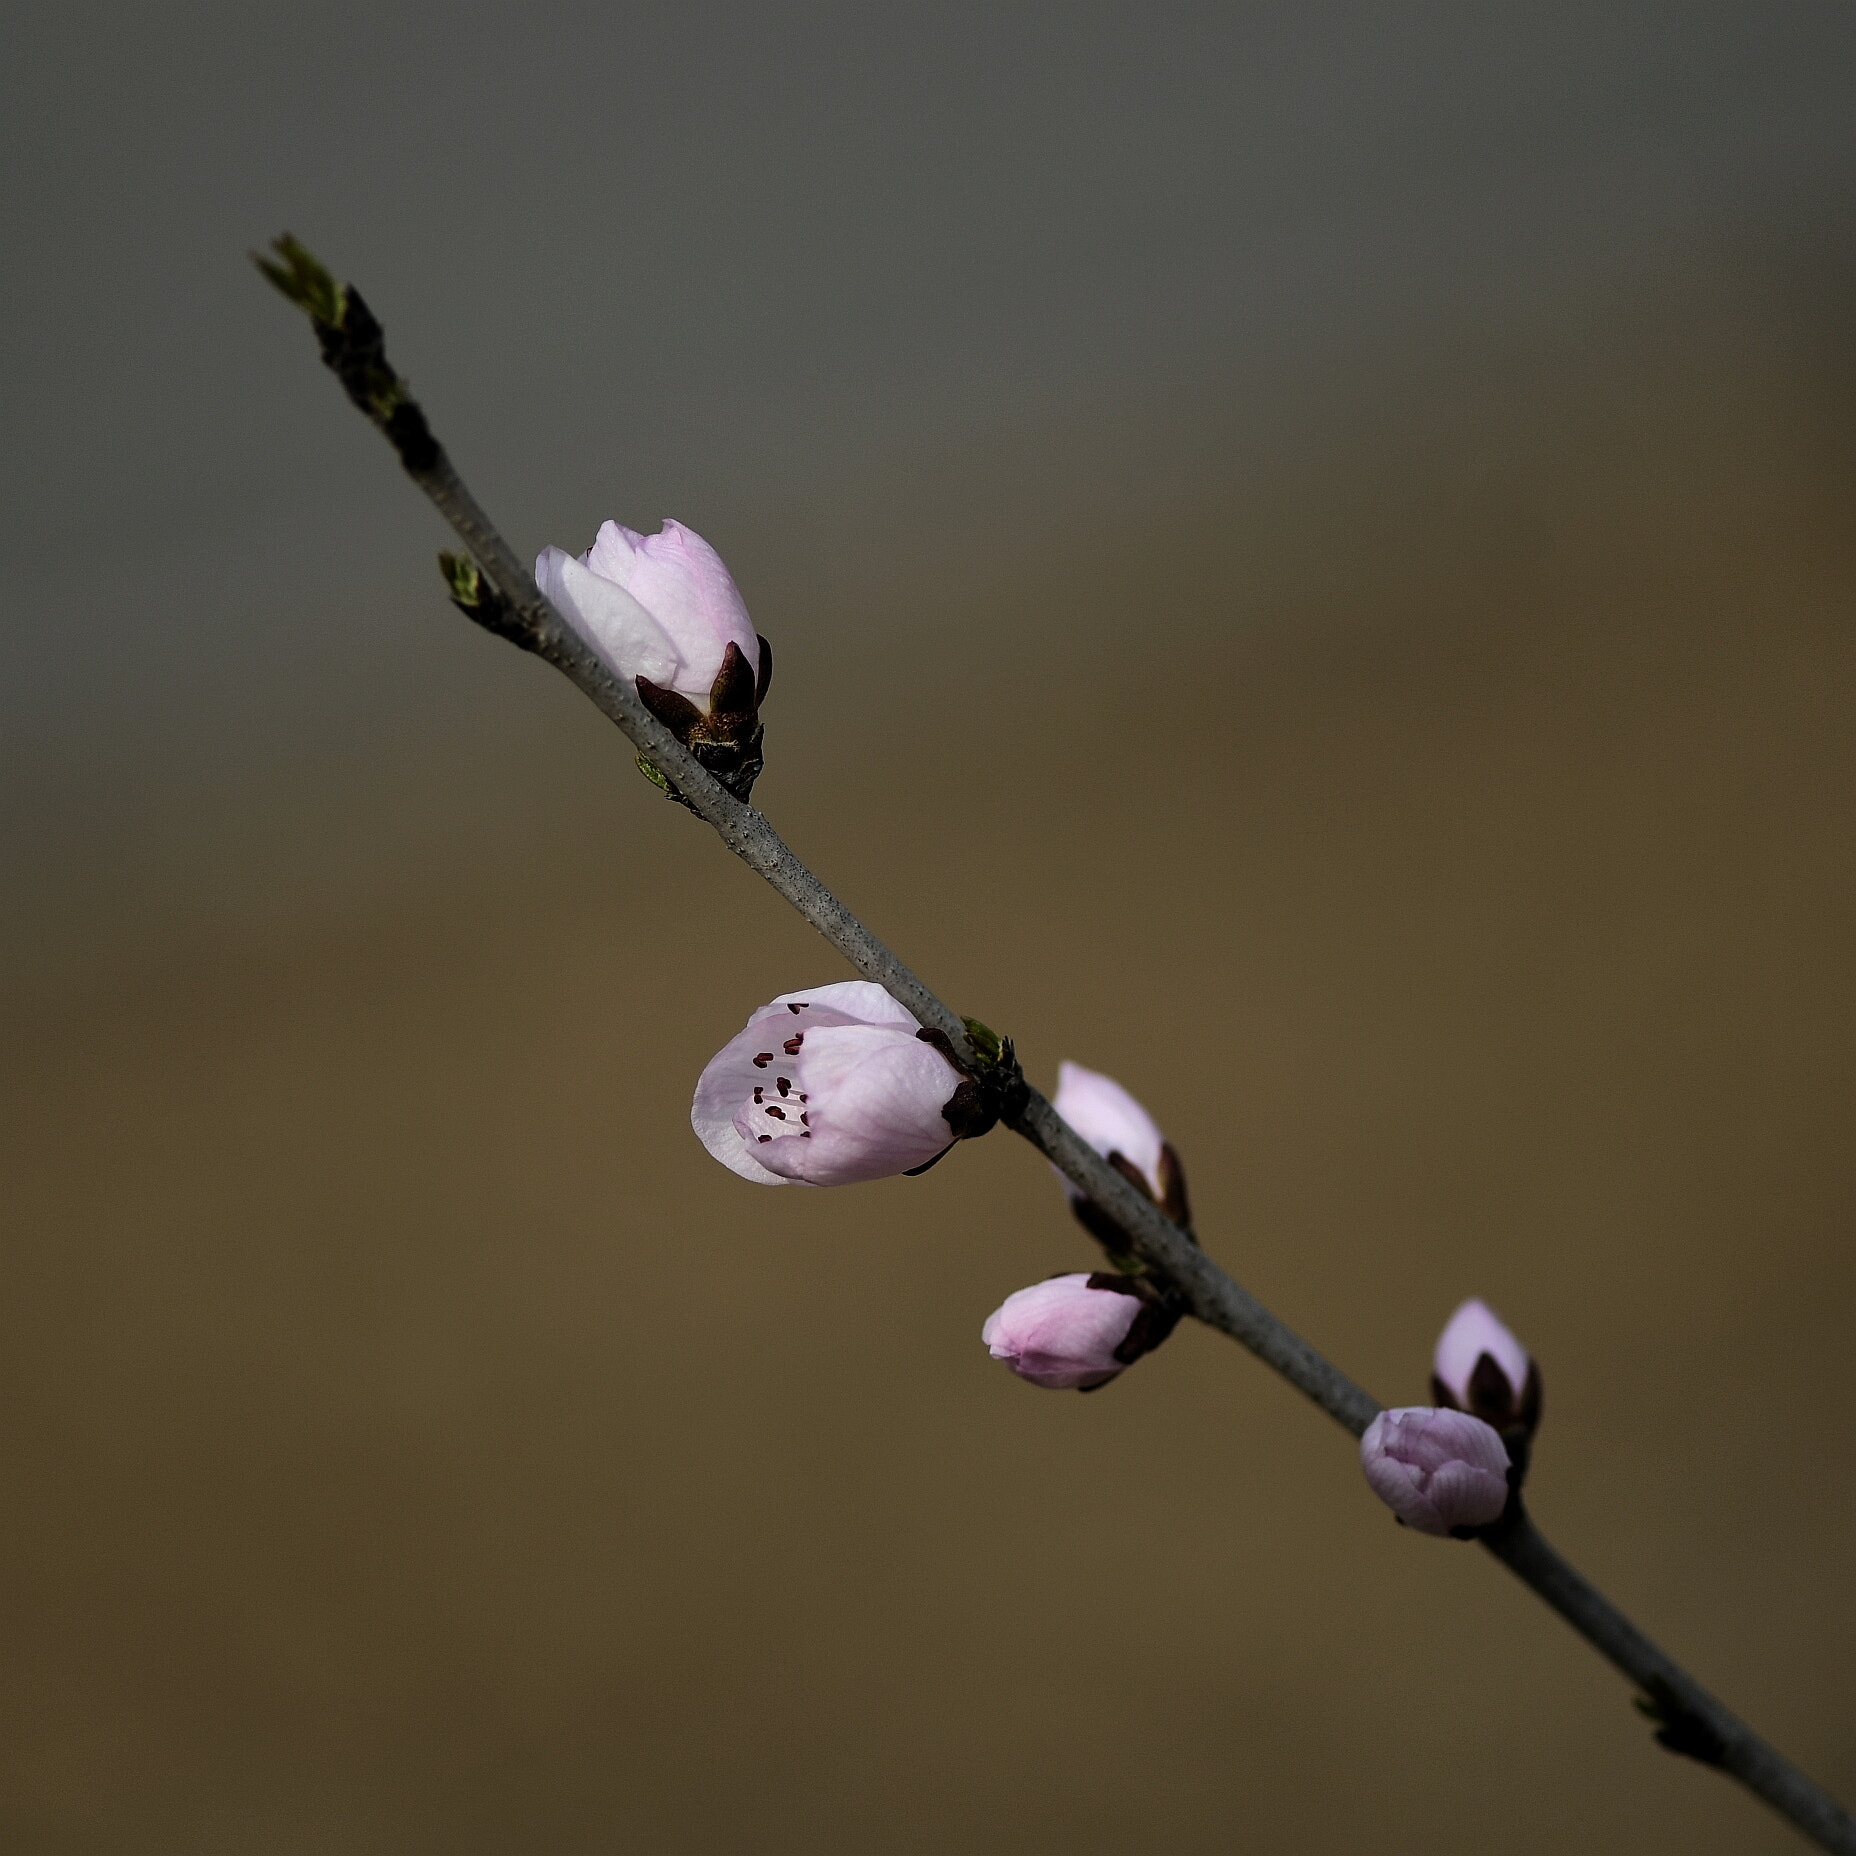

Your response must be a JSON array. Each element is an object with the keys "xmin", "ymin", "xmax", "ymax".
[{"xmin": 4, "ymin": 6, "xmax": 1855, "ymax": 1852}]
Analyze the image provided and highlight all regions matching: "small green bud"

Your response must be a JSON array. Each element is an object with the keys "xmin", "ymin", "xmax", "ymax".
[
  {"xmin": 636, "ymin": 756, "xmax": 674, "ymax": 795},
  {"xmin": 438, "ymin": 551, "xmax": 482, "ymax": 609},
  {"xmin": 961, "ymin": 1017, "xmax": 1005, "ymax": 1069},
  {"xmin": 252, "ymin": 234, "xmax": 345, "ymax": 329}
]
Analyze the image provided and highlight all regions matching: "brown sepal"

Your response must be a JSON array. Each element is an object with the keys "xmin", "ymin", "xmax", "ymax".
[
  {"xmin": 1466, "ymin": 1350, "xmax": 1519, "ymax": 1427},
  {"xmin": 1158, "ymin": 1142, "xmax": 1192, "ymax": 1230},
  {"xmin": 1516, "ymin": 1359, "xmax": 1543, "ymax": 1434},
  {"xmin": 634, "ymin": 673, "xmax": 767, "ymax": 804},
  {"xmin": 915, "ymin": 1026, "xmax": 1028, "ymax": 1142},
  {"xmin": 903, "ymin": 1141, "xmax": 957, "ymax": 1177},
  {"xmin": 708, "ymin": 639, "xmax": 757, "ymax": 718},
  {"xmin": 1079, "ymin": 1271, "xmax": 1184, "ymax": 1374},
  {"xmin": 1107, "ymin": 1151, "xmax": 1154, "ymax": 1201},
  {"xmin": 1068, "ymin": 1195, "xmax": 1139, "ymax": 1263},
  {"xmin": 754, "ymin": 633, "xmax": 774, "ymax": 705},
  {"xmin": 1115, "ymin": 1296, "xmax": 1184, "ymax": 1366},
  {"xmin": 915, "ymin": 1027, "xmax": 967, "ymax": 1078},
  {"xmin": 635, "ymin": 675, "xmax": 705, "ymax": 738},
  {"xmin": 1068, "ymin": 1144, "xmax": 1198, "ymax": 1268},
  {"xmin": 1433, "ymin": 1353, "xmax": 1543, "ymax": 1442},
  {"xmin": 937, "ymin": 1077, "xmax": 994, "ymax": 1140}
]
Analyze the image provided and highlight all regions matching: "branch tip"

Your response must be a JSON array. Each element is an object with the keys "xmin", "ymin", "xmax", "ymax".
[
  {"xmin": 252, "ymin": 234, "xmax": 345, "ymax": 330},
  {"xmin": 254, "ymin": 234, "xmax": 439, "ymax": 473}
]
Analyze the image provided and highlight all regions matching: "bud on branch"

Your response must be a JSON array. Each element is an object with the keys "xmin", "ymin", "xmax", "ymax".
[
  {"xmin": 691, "ymin": 982, "xmax": 1019, "ymax": 1186},
  {"xmin": 983, "ymin": 1271, "xmax": 1182, "ymax": 1391},
  {"xmin": 1049, "ymin": 1060, "xmax": 1193, "ymax": 1270},
  {"xmin": 537, "ymin": 521, "xmax": 772, "ymax": 802},
  {"xmin": 1360, "ymin": 1407, "xmax": 1513, "ymax": 1538}
]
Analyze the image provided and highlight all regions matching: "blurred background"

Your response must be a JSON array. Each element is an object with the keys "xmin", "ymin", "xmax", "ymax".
[{"xmin": 4, "ymin": 3, "xmax": 1855, "ymax": 1850}]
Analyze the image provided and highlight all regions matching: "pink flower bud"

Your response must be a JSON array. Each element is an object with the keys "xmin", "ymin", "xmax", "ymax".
[
  {"xmin": 1432, "ymin": 1297, "xmax": 1540, "ymax": 1435},
  {"xmin": 981, "ymin": 1273, "xmax": 1152, "ymax": 1390},
  {"xmin": 1052, "ymin": 1060, "xmax": 1164, "ymax": 1191},
  {"xmin": 536, "ymin": 518, "xmax": 763, "ymax": 712},
  {"xmin": 1049, "ymin": 1060, "xmax": 1190, "ymax": 1235},
  {"xmin": 691, "ymin": 982, "xmax": 964, "ymax": 1186},
  {"xmin": 1360, "ymin": 1407, "xmax": 1512, "ymax": 1537}
]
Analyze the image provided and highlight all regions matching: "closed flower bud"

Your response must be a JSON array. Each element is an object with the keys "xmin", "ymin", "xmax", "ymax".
[
  {"xmin": 981, "ymin": 1272, "xmax": 1179, "ymax": 1391},
  {"xmin": 692, "ymin": 982, "xmax": 967, "ymax": 1186},
  {"xmin": 536, "ymin": 518, "xmax": 771, "ymax": 796},
  {"xmin": 1360, "ymin": 1407, "xmax": 1513, "ymax": 1537},
  {"xmin": 1431, "ymin": 1297, "xmax": 1541, "ymax": 1438},
  {"xmin": 1050, "ymin": 1060, "xmax": 1191, "ymax": 1245}
]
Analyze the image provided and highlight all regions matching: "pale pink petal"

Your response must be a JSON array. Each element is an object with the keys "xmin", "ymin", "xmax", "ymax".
[
  {"xmin": 1360, "ymin": 1407, "xmax": 1511, "ymax": 1537},
  {"xmin": 690, "ymin": 983, "xmax": 955, "ymax": 1187},
  {"xmin": 690, "ymin": 1014, "xmax": 806, "ymax": 1186},
  {"xmin": 981, "ymin": 1274, "xmax": 1141, "ymax": 1390},
  {"xmin": 1433, "ymin": 1298, "xmax": 1531, "ymax": 1407},
  {"xmin": 748, "ymin": 1025, "xmax": 956, "ymax": 1184},
  {"xmin": 583, "ymin": 518, "xmax": 757, "ymax": 702},
  {"xmin": 1051, "ymin": 1059, "xmax": 1166, "ymax": 1195},
  {"xmin": 690, "ymin": 996, "xmax": 877, "ymax": 1185},
  {"xmin": 536, "ymin": 545, "xmax": 683, "ymax": 690},
  {"xmin": 769, "ymin": 980, "xmax": 922, "ymax": 1032}
]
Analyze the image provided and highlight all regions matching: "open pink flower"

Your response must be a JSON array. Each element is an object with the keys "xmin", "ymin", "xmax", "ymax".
[
  {"xmin": 691, "ymin": 982, "xmax": 963, "ymax": 1186},
  {"xmin": 981, "ymin": 1273, "xmax": 1148, "ymax": 1390},
  {"xmin": 1360, "ymin": 1407, "xmax": 1512, "ymax": 1537},
  {"xmin": 1432, "ymin": 1298, "xmax": 1540, "ymax": 1435},
  {"xmin": 535, "ymin": 518, "xmax": 763, "ymax": 710}
]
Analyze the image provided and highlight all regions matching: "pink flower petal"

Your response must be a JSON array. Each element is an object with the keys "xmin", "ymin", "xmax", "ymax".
[
  {"xmin": 981, "ymin": 1273, "xmax": 1142, "ymax": 1390},
  {"xmin": 536, "ymin": 544, "xmax": 683, "ymax": 690},
  {"xmin": 1434, "ymin": 1298, "xmax": 1531, "ymax": 1408},
  {"xmin": 582, "ymin": 518, "xmax": 758, "ymax": 704},
  {"xmin": 1360, "ymin": 1407, "xmax": 1511, "ymax": 1536},
  {"xmin": 691, "ymin": 983, "xmax": 960, "ymax": 1187},
  {"xmin": 1050, "ymin": 1059, "xmax": 1167, "ymax": 1196}
]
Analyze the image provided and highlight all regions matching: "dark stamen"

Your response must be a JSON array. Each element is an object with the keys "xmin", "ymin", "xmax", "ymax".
[
  {"xmin": 776, "ymin": 1076, "xmax": 791, "ymax": 1097},
  {"xmin": 758, "ymin": 1134, "xmax": 772, "ymax": 1143},
  {"xmin": 766, "ymin": 1107, "xmax": 786, "ymax": 1120},
  {"xmin": 753, "ymin": 1053, "xmax": 773, "ymax": 1068},
  {"xmin": 783, "ymin": 1034, "xmax": 804, "ymax": 1054}
]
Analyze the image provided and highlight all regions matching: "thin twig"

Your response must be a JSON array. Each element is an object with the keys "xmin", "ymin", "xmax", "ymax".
[
  {"xmin": 258, "ymin": 239, "xmax": 1856, "ymax": 1855},
  {"xmin": 1484, "ymin": 1516, "xmax": 1856, "ymax": 1851}
]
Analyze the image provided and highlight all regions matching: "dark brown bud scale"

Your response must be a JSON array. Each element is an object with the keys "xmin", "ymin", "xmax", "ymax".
[{"xmin": 632, "ymin": 637, "xmax": 772, "ymax": 803}]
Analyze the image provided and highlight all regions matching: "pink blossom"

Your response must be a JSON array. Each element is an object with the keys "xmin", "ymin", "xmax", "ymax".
[
  {"xmin": 981, "ymin": 1273, "xmax": 1147, "ymax": 1390},
  {"xmin": 1360, "ymin": 1407, "xmax": 1512, "ymax": 1537},
  {"xmin": 1432, "ymin": 1297, "xmax": 1539, "ymax": 1433},
  {"xmin": 536, "ymin": 518, "xmax": 762, "ymax": 709},
  {"xmin": 691, "ymin": 982, "xmax": 963, "ymax": 1186},
  {"xmin": 1051, "ymin": 1060, "xmax": 1167, "ymax": 1197}
]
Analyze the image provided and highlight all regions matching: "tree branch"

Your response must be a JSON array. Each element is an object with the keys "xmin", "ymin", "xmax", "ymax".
[{"xmin": 258, "ymin": 239, "xmax": 1856, "ymax": 1855}]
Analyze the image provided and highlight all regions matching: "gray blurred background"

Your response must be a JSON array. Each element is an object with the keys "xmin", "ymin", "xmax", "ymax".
[{"xmin": 4, "ymin": 4, "xmax": 1855, "ymax": 1851}]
